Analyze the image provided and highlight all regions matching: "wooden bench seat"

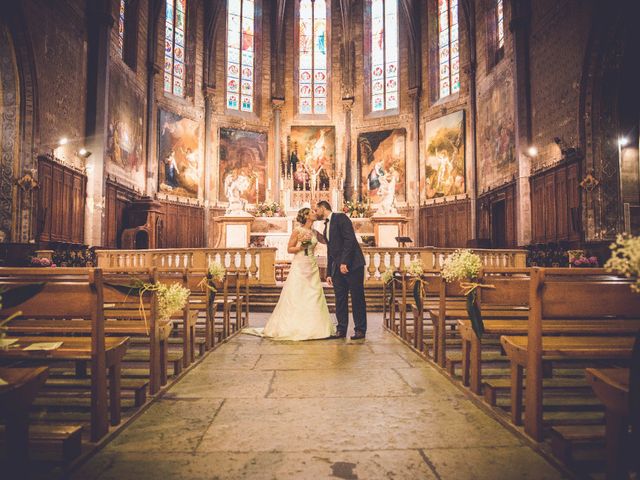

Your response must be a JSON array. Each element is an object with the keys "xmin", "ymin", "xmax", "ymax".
[
  {"xmin": 0, "ymin": 423, "xmax": 83, "ymax": 463},
  {"xmin": 483, "ymin": 377, "xmax": 590, "ymax": 406},
  {"xmin": 44, "ymin": 377, "xmax": 148, "ymax": 407},
  {"xmin": 550, "ymin": 425, "xmax": 606, "ymax": 465}
]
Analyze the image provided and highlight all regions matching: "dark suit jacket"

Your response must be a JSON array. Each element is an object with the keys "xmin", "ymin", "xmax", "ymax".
[{"xmin": 325, "ymin": 212, "xmax": 366, "ymax": 277}]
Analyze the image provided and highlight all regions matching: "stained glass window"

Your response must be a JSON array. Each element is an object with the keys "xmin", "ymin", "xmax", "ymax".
[
  {"xmin": 438, "ymin": 0, "xmax": 459, "ymax": 98},
  {"xmin": 164, "ymin": 0, "xmax": 187, "ymax": 97},
  {"xmin": 118, "ymin": 0, "xmax": 126, "ymax": 58},
  {"xmin": 298, "ymin": 0, "xmax": 328, "ymax": 115},
  {"xmin": 226, "ymin": 0, "xmax": 255, "ymax": 112},
  {"xmin": 496, "ymin": 0, "xmax": 504, "ymax": 50},
  {"xmin": 370, "ymin": 0, "xmax": 398, "ymax": 112}
]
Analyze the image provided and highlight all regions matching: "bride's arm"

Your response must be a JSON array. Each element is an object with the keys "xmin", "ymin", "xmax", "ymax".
[{"xmin": 287, "ymin": 230, "xmax": 303, "ymax": 254}]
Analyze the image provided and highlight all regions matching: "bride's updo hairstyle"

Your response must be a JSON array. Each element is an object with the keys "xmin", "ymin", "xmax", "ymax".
[{"xmin": 296, "ymin": 207, "xmax": 311, "ymax": 225}]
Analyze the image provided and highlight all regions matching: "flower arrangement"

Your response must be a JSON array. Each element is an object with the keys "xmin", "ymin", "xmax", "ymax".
[
  {"xmin": 207, "ymin": 261, "xmax": 226, "ymax": 282},
  {"xmin": 441, "ymin": 249, "xmax": 482, "ymax": 283},
  {"xmin": 255, "ymin": 202, "xmax": 284, "ymax": 217},
  {"xmin": 155, "ymin": 282, "xmax": 191, "ymax": 321},
  {"xmin": 381, "ymin": 269, "xmax": 395, "ymax": 284},
  {"xmin": 342, "ymin": 200, "xmax": 372, "ymax": 218},
  {"xmin": 605, "ymin": 234, "xmax": 640, "ymax": 293},
  {"xmin": 570, "ymin": 255, "xmax": 598, "ymax": 268},
  {"xmin": 407, "ymin": 259, "xmax": 424, "ymax": 276},
  {"xmin": 30, "ymin": 257, "xmax": 56, "ymax": 267}
]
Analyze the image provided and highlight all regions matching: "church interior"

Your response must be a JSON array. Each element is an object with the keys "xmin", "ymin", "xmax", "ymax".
[{"xmin": 0, "ymin": 0, "xmax": 639, "ymax": 478}]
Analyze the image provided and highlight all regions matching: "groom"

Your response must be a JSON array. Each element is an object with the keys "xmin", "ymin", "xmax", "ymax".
[{"xmin": 315, "ymin": 201, "xmax": 367, "ymax": 340}]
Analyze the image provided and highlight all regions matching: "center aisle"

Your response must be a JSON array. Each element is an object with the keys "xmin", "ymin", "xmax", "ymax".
[{"xmin": 74, "ymin": 314, "xmax": 565, "ymax": 479}]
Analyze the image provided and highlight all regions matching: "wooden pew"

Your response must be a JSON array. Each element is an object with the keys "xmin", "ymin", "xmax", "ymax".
[
  {"xmin": 0, "ymin": 366, "xmax": 49, "ymax": 473},
  {"xmin": 157, "ymin": 268, "xmax": 198, "ymax": 368},
  {"xmin": 500, "ymin": 268, "xmax": 640, "ymax": 441},
  {"xmin": 0, "ymin": 268, "xmax": 128, "ymax": 442},
  {"xmin": 456, "ymin": 268, "xmax": 530, "ymax": 394},
  {"xmin": 221, "ymin": 270, "xmax": 249, "ymax": 338},
  {"xmin": 586, "ymin": 367, "xmax": 630, "ymax": 479},
  {"xmin": 101, "ymin": 268, "xmax": 174, "ymax": 395}
]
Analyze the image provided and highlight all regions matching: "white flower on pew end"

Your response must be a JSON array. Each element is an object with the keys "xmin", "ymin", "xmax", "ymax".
[
  {"xmin": 605, "ymin": 234, "xmax": 640, "ymax": 293},
  {"xmin": 441, "ymin": 249, "xmax": 482, "ymax": 283},
  {"xmin": 381, "ymin": 269, "xmax": 395, "ymax": 284},
  {"xmin": 207, "ymin": 261, "xmax": 226, "ymax": 282},
  {"xmin": 155, "ymin": 282, "xmax": 191, "ymax": 322},
  {"xmin": 407, "ymin": 259, "xmax": 424, "ymax": 277}
]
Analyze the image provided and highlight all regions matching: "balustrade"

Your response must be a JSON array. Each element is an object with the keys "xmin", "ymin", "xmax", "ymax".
[
  {"xmin": 96, "ymin": 248, "xmax": 277, "ymax": 286},
  {"xmin": 96, "ymin": 246, "xmax": 526, "ymax": 286}
]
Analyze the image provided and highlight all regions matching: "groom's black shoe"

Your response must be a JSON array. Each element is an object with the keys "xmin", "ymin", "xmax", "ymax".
[
  {"xmin": 330, "ymin": 331, "xmax": 346, "ymax": 339},
  {"xmin": 350, "ymin": 331, "xmax": 366, "ymax": 340}
]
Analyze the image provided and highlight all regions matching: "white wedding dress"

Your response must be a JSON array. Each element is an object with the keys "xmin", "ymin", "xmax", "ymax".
[{"xmin": 244, "ymin": 227, "xmax": 336, "ymax": 340}]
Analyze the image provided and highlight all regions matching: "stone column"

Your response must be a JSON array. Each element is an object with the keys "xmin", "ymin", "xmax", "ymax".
[
  {"xmin": 511, "ymin": 0, "xmax": 533, "ymax": 246},
  {"xmin": 343, "ymin": 98, "xmax": 354, "ymax": 202},
  {"xmin": 409, "ymin": 88, "xmax": 421, "ymax": 242},
  {"xmin": 203, "ymin": 89, "xmax": 215, "ymax": 246},
  {"xmin": 272, "ymin": 98, "xmax": 284, "ymax": 202},
  {"xmin": 84, "ymin": 0, "xmax": 112, "ymax": 246}
]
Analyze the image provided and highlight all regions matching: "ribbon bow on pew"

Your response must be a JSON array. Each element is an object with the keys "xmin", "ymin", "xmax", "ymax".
[{"xmin": 459, "ymin": 282, "xmax": 496, "ymax": 339}]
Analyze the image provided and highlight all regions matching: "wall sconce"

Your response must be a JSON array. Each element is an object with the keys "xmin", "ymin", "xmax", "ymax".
[
  {"xmin": 526, "ymin": 146, "xmax": 538, "ymax": 157},
  {"xmin": 77, "ymin": 148, "xmax": 92, "ymax": 159},
  {"xmin": 618, "ymin": 137, "xmax": 629, "ymax": 147}
]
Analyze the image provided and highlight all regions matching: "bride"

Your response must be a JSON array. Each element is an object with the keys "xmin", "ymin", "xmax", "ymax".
[{"xmin": 244, "ymin": 207, "xmax": 336, "ymax": 340}]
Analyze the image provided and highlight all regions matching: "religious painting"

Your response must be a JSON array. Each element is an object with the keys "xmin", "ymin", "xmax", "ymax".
[
  {"xmin": 423, "ymin": 110, "xmax": 466, "ymax": 200},
  {"xmin": 106, "ymin": 69, "xmax": 145, "ymax": 190},
  {"xmin": 218, "ymin": 128, "xmax": 268, "ymax": 204},
  {"xmin": 158, "ymin": 109, "xmax": 201, "ymax": 198},
  {"xmin": 358, "ymin": 129, "xmax": 406, "ymax": 209},
  {"xmin": 288, "ymin": 126, "xmax": 335, "ymax": 190},
  {"xmin": 477, "ymin": 72, "xmax": 516, "ymax": 192}
]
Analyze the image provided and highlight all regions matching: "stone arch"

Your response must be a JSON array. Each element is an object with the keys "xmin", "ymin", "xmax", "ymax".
[
  {"xmin": 0, "ymin": 5, "xmax": 38, "ymax": 242},
  {"xmin": 580, "ymin": 1, "xmax": 640, "ymax": 241}
]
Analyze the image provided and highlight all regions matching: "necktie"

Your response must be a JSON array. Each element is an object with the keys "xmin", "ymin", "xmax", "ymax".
[{"xmin": 323, "ymin": 219, "xmax": 329, "ymax": 241}]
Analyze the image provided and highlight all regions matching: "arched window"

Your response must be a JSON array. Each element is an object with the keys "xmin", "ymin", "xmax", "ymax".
[
  {"xmin": 164, "ymin": 0, "xmax": 187, "ymax": 97},
  {"xmin": 226, "ymin": 0, "xmax": 255, "ymax": 112},
  {"xmin": 118, "ymin": 0, "xmax": 126, "ymax": 56},
  {"xmin": 370, "ymin": 0, "xmax": 398, "ymax": 112},
  {"xmin": 496, "ymin": 0, "xmax": 504, "ymax": 50},
  {"xmin": 118, "ymin": 0, "xmax": 138, "ymax": 69},
  {"xmin": 438, "ymin": 0, "xmax": 459, "ymax": 98},
  {"xmin": 297, "ymin": 0, "xmax": 329, "ymax": 115}
]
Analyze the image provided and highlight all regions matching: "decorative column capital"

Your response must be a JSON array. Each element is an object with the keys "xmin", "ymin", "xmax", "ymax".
[
  {"xmin": 272, "ymin": 97, "xmax": 285, "ymax": 110},
  {"xmin": 342, "ymin": 97, "xmax": 355, "ymax": 112},
  {"xmin": 407, "ymin": 87, "xmax": 421, "ymax": 100}
]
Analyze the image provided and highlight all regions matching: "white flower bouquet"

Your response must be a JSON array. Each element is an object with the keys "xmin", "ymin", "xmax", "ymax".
[
  {"xmin": 605, "ymin": 234, "xmax": 640, "ymax": 293},
  {"xmin": 441, "ymin": 249, "xmax": 482, "ymax": 283},
  {"xmin": 155, "ymin": 282, "xmax": 191, "ymax": 322}
]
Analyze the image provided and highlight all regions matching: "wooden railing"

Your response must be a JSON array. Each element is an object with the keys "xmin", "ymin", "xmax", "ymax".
[
  {"xmin": 362, "ymin": 247, "xmax": 527, "ymax": 284},
  {"xmin": 96, "ymin": 246, "xmax": 527, "ymax": 286},
  {"xmin": 95, "ymin": 248, "xmax": 278, "ymax": 286}
]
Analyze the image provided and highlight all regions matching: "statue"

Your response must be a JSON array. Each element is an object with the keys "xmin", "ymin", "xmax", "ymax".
[
  {"xmin": 374, "ymin": 164, "xmax": 399, "ymax": 216},
  {"xmin": 224, "ymin": 170, "xmax": 252, "ymax": 216}
]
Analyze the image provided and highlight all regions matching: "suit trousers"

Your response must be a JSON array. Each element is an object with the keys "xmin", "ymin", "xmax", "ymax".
[{"xmin": 332, "ymin": 266, "xmax": 367, "ymax": 334}]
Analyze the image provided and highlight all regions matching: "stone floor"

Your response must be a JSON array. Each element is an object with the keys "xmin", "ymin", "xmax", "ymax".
[{"xmin": 73, "ymin": 313, "xmax": 567, "ymax": 480}]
